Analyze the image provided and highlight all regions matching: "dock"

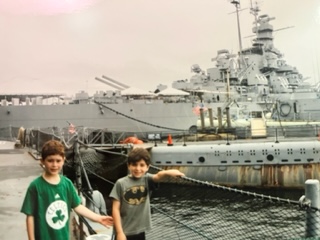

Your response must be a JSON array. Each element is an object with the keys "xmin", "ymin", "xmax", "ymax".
[{"xmin": 0, "ymin": 141, "xmax": 42, "ymax": 239}]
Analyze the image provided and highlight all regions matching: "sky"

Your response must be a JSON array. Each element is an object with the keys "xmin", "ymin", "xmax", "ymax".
[{"xmin": 1, "ymin": 0, "xmax": 320, "ymax": 96}]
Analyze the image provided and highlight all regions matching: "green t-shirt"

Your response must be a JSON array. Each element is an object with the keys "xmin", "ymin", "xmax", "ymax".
[{"xmin": 21, "ymin": 175, "xmax": 81, "ymax": 240}]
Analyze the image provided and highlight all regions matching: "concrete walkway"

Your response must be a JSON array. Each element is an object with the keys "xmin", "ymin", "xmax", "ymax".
[
  {"xmin": 0, "ymin": 141, "xmax": 113, "ymax": 240},
  {"xmin": 0, "ymin": 141, "xmax": 42, "ymax": 240}
]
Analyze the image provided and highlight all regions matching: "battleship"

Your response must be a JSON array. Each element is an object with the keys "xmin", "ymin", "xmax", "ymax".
[
  {"xmin": 172, "ymin": 1, "xmax": 320, "ymax": 130},
  {"xmin": 1, "ymin": 1, "xmax": 320, "ymax": 138},
  {"xmin": 0, "ymin": 76, "xmax": 198, "ymax": 134}
]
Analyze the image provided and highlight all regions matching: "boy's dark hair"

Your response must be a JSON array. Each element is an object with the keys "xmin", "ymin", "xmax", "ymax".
[
  {"xmin": 127, "ymin": 148, "xmax": 151, "ymax": 165},
  {"xmin": 41, "ymin": 140, "xmax": 65, "ymax": 160}
]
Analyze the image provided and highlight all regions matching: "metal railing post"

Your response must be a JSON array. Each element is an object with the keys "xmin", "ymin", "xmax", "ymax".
[
  {"xmin": 305, "ymin": 179, "xmax": 320, "ymax": 238},
  {"xmin": 37, "ymin": 129, "xmax": 40, "ymax": 152},
  {"xmin": 74, "ymin": 141, "xmax": 85, "ymax": 240}
]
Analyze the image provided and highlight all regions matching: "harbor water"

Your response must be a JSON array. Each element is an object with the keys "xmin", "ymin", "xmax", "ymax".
[
  {"xmin": 147, "ymin": 185, "xmax": 307, "ymax": 239},
  {"xmin": 94, "ymin": 174, "xmax": 308, "ymax": 240}
]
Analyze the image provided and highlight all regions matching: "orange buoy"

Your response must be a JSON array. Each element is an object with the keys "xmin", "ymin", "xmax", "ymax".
[
  {"xmin": 167, "ymin": 134, "xmax": 173, "ymax": 146},
  {"xmin": 120, "ymin": 137, "xmax": 143, "ymax": 144}
]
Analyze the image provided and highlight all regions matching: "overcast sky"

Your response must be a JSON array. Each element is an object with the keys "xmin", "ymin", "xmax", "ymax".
[{"xmin": 1, "ymin": 0, "xmax": 320, "ymax": 96}]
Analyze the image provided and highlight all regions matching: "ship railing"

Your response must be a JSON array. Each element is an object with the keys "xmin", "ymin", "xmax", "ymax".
[
  {"xmin": 196, "ymin": 122, "xmax": 320, "ymax": 140},
  {"xmin": 2, "ymin": 125, "xmax": 320, "ymax": 149},
  {"xmin": 0, "ymin": 126, "xmax": 21, "ymax": 141},
  {"xmin": 0, "ymin": 125, "xmax": 187, "ymax": 154}
]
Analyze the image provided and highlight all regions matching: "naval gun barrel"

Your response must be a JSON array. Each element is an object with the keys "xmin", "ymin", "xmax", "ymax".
[
  {"xmin": 94, "ymin": 77, "xmax": 124, "ymax": 90},
  {"xmin": 102, "ymin": 75, "xmax": 130, "ymax": 89}
]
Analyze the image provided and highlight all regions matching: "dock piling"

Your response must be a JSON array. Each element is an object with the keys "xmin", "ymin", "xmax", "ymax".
[{"xmin": 304, "ymin": 179, "xmax": 320, "ymax": 238}]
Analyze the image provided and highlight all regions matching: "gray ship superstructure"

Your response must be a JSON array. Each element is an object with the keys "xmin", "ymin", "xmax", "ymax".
[{"xmin": 172, "ymin": 3, "xmax": 320, "ymax": 124}]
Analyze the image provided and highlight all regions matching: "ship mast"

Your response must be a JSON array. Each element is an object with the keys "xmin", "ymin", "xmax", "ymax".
[
  {"xmin": 230, "ymin": 0, "xmax": 244, "ymax": 69},
  {"xmin": 249, "ymin": 0, "xmax": 259, "ymax": 28}
]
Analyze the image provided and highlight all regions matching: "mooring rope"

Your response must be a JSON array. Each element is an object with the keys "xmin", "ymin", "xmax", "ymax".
[
  {"xmin": 77, "ymin": 139, "xmax": 128, "ymax": 157},
  {"xmin": 84, "ymin": 167, "xmax": 115, "ymax": 186},
  {"xmin": 149, "ymin": 165, "xmax": 314, "ymax": 210},
  {"xmin": 94, "ymin": 100, "xmax": 189, "ymax": 132}
]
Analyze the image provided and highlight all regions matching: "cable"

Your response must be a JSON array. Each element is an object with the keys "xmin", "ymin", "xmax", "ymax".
[{"xmin": 94, "ymin": 100, "xmax": 189, "ymax": 132}]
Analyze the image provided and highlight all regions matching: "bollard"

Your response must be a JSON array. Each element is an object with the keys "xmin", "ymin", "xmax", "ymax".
[
  {"xmin": 200, "ymin": 108, "xmax": 205, "ymax": 130},
  {"xmin": 304, "ymin": 179, "xmax": 320, "ymax": 238},
  {"xmin": 208, "ymin": 108, "xmax": 214, "ymax": 128},
  {"xmin": 226, "ymin": 107, "xmax": 231, "ymax": 128},
  {"xmin": 217, "ymin": 107, "xmax": 222, "ymax": 129}
]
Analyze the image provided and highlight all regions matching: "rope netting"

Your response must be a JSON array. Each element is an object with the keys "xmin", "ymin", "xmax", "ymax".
[
  {"xmin": 147, "ymin": 166, "xmax": 314, "ymax": 240},
  {"xmin": 0, "ymin": 126, "xmax": 21, "ymax": 141}
]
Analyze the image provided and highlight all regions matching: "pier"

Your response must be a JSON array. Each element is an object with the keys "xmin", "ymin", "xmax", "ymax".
[{"xmin": 0, "ymin": 141, "xmax": 42, "ymax": 239}]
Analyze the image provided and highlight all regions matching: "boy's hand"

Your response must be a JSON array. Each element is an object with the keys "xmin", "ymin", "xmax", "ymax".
[
  {"xmin": 166, "ymin": 169, "xmax": 185, "ymax": 177},
  {"xmin": 100, "ymin": 215, "xmax": 113, "ymax": 227},
  {"xmin": 173, "ymin": 169, "xmax": 185, "ymax": 177},
  {"xmin": 153, "ymin": 169, "xmax": 185, "ymax": 182}
]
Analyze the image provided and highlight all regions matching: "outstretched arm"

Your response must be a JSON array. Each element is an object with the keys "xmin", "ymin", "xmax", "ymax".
[
  {"xmin": 152, "ymin": 169, "xmax": 185, "ymax": 182},
  {"xmin": 73, "ymin": 204, "xmax": 113, "ymax": 227}
]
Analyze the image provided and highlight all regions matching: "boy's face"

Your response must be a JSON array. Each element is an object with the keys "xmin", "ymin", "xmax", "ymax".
[
  {"xmin": 41, "ymin": 154, "xmax": 64, "ymax": 176},
  {"xmin": 128, "ymin": 159, "xmax": 149, "ymax": 178}
]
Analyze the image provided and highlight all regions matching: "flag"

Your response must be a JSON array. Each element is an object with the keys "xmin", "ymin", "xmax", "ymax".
[{"xmin": 68, "ymin": 123, "xmax": 76, "ymax": 134}]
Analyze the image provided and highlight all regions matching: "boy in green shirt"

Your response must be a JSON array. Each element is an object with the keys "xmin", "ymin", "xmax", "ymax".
[{"xmin": 21, "ymin": 140, "xmax": 113, "ymax": 240}]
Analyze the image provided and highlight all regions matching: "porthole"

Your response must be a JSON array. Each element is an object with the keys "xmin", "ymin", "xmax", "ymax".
[
  {"xmin": 267, "ymin": 154, "xmax": 274, "ymax": 161},
  {"xmin": 199, "ymin": 156, "xmax": 205, "ymax": 163}
]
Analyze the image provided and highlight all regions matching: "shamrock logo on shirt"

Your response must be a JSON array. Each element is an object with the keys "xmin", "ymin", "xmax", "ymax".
[
  {"xmin": 52, "ymin": 209, "xmax": 65, "ymax": 224},
  {"xmin": 46, "ymin": 200, "xmax": 68, "ymax": 230}
]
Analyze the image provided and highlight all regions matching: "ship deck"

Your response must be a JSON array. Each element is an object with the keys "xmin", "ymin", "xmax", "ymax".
[{"xmin": 146, "ymin": 135, "xmax": 319, "ymax": 148}]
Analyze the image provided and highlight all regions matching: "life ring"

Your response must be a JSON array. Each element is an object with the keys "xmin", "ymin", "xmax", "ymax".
[{"xmin": 279, "ymin": 103, "xmax": 291, "ymax": 117}]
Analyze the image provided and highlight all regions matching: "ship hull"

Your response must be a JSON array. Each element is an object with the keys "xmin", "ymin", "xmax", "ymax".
[
  {"xmin": 0, "ymin": 102, "xmax": 197, "ymax": 133},
  {"xmin": 150, "ymin": 139, "xmax": 320, "ymax": 188},
  {"xmin": 157, "ymin": 164, "xmax": 318, "ymax": 189}
]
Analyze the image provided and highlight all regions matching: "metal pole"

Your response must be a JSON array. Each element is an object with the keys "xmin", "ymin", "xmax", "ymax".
[
  {"xmin": 37, "ymin": 128, "xmax": 40, "ymax": 152},
  {"xmin": 226, "ymin": 71, "xmax": 231, "ymax": 101},
  {"xmin": 208, "ymin": 108, "xmax": 214, "ymax": 128},
  {"xmin": 218, "ymin": 107, "xmax": 223, "ymax": 129},
  {"xmin": 275, "ymin": 128, "xmax": 279, "ymax": 143},
  {"xmin": 230, "ymin": 0, "xmax": 244, "ymax": 69},
  {"xmin": 304, "ymin": 179, "xmax": 320, "ymax": 238},
  {"xmin": 200, "ymin": 108, "xmax": 205, "ymax": 130},
  {"xmin": 74, "ymin": 141, "xmax": 84, "ymax": 240},
  {"xmin": 9, "ymin": 125, "xmax": 12, "ymax": 141},
  {"xmin": 235, "ymin": 3, "xmax": 244, "ymax": 67},
  {"xmin": 226, "ymin": 107, "xmax": 232, "ymax": 128}
]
